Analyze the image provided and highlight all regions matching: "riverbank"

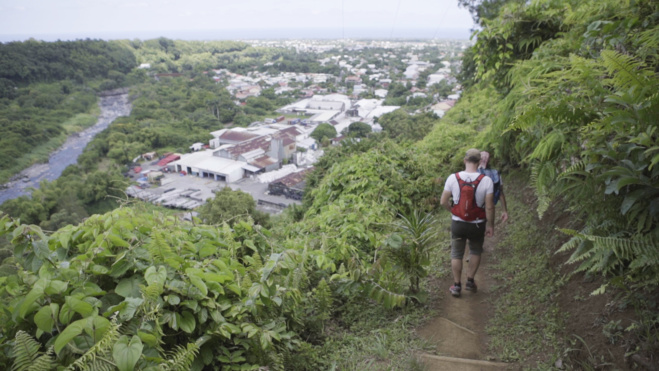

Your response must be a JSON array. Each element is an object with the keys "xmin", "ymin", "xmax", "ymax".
[
  {"xmin": 0, "ymin": 111, "xmax": 99, "ymax": 184},
  {"xmin": 0, "ymin": 89, "xmax": 131, "ymax": 204}
]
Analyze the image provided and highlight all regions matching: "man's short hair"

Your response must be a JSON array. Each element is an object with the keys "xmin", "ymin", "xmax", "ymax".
[{"xmin": 465, "ymin": 148, "xmax": 481, "ymax": 164}]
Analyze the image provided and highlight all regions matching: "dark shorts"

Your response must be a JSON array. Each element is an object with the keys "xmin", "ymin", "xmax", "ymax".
[{"xmin": 450, "ymin": 220, "xmax": 486, "ymax": 259}]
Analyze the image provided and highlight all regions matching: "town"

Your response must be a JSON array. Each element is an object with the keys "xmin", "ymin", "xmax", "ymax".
[{"xmin": 127, "ymin": 38, "xmax": 469, "ymax": 213}]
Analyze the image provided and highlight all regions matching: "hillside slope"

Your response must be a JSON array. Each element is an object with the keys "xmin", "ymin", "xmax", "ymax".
[{"xmin": 415, "ymin": 0, "xmax": 658, "ymax": 367}]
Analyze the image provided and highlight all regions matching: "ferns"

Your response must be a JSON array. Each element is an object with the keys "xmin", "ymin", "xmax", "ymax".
[
  {"xmin": 65, "ymin": 317, "xmax": 120, "ymax": 371},
  {"xmin": 159, "ymin": 342, "xmax": 199, "ymax": 371},
  {"xmin": 475, "ymin": 0, "xmax": 659, "ymax": 288},
  {"xmin": 559, "ymin": 228, "xmax": 659, "ymax": 290},
  {"xmin": 601, "ymin": 50, "xmax": 654, "ymax": 91},
  {"xmin": 27, "ymin": 348, "xmax": 57, "ymax": 371},
  {"xmin": 11, "ymin": 331, "xmax": 55, "ymax": 371}
]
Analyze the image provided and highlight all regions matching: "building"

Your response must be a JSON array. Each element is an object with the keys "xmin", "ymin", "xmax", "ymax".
[
  {"xmin": 173, "ymin": 125, "xmax": 302, "ymax": 183},
  {"xmin": 267, "ymin": 168, "xmax": 313, "ymax": 200},
  {"xmin": 171, "ymin": 151, "xmax": 246, "ymax": 182},
  {"xmin": 430, "ymin": 100, "xmax": 457, "ymax": 117}
]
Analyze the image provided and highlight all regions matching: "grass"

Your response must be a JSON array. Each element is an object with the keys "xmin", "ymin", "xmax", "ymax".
[
  {"xmin": 313, "ymin": 298, "xmax": 435, "ymax": 370},
  {"xmin": 485, "ymin": 177, "xmax": 567, "ymax": 369},
  {"xmin": 298, "ymin": 215, "xmax": 454, "ymax": 370},
  {"xmin": 0, "ymin": 111, "xmax": 99, "ymax": 184}
]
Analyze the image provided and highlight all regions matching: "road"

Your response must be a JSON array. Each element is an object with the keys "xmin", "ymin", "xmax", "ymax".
[{"xmin": 0, "ymin": 90, "xmax": 132, "ymax": 205}]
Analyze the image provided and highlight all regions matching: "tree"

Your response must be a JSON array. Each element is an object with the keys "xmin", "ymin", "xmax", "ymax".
[
  {"xmin": 346, "ymin": 122, "xmax": 372, "ymax": 138},
  {"xmin": 378, "ymin": 110, "xmax": 437, "ymax": 142},
  {"xmin": 198, "ymin": 187, "xmax": 269, "ymax": 227},
  {"xmin": 310, "ymin": 123, "xmax": 337, "ymax": 144}
]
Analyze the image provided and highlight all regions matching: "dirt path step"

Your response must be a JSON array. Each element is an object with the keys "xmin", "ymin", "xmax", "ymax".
[
  {"xmin": 418, "ymin": 353, "xmax": 509, "ymax": 370},
  {"xmin": 417, "ymin": 241, "xmax": 514, "ymax": 370}
]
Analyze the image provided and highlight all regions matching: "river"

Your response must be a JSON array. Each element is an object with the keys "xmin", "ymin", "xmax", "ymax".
[{"xmin": 0, "ymin": 90, "xmax": 132, "ymax": 204}]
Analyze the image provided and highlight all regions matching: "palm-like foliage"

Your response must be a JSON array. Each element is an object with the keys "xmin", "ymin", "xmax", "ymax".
[{"xmin": 383, "ymin": 210, "xmax": 437, "ymax": 294}]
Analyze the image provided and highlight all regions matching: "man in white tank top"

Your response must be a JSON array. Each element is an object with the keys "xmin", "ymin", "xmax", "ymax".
[{"xmin": 440, "ymin": 149, "xmax": 495, "ymax": 297}]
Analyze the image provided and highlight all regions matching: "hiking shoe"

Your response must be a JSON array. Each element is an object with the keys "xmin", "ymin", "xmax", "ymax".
[
  {"xmin": 449, "ymin": 284, "xmax": 461, "ymax": 297},
  {"xmin": 465, "ymin": 280, "xmax": 477, "ymax": 293}
]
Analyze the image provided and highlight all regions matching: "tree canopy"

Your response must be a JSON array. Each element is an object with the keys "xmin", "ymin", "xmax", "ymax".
[
  {"xmin": 198, "ymin": 187, "xmax": 270, "ymax": 227},
  {"xmin": 345, "ymin": 121, "xmax": 372, "ymax": 138},
  {"xmin": 310, "ymin": 123, "xmax": 338, "ymax": 144}
]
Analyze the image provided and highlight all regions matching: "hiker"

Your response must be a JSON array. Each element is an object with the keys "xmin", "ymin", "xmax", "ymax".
[
  {"xmin": 478, "ymin": 151, "xmax": 508, "ymax": 223},
  {"xmin": 440, "ymin": 149, "xmax": 494, "ymax": 298}
]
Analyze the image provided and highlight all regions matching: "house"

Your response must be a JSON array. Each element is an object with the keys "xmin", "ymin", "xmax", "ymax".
[
  {"xmin": 189, "ymin": 143, "xmax": 204, "ymax": 152},
  {"xmin": 374, "ymin": 89, "xmax": 388, "ymax": 98},
  {"xmin": 142, "ymin": 152, "xmax": 157, "ymax": 161},
  {"xmin": 430, "ymin": 100, "xmax": 457, "ymax": 117},
  {"xmin": 209, "ymin": 129, "xmax": 261, "ymax": 148},
  {"xmin": 345, "ymin": 75, "xmax": 362, "ymax": 84},
  {"xmin": 267, "ymin": 168, "xmax": 313, "ymax": 200}
]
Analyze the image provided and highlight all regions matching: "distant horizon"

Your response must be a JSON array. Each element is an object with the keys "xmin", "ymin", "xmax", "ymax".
[{"xmin": 0, "ymin": 27, "xmax": 473, "ymax": 43}]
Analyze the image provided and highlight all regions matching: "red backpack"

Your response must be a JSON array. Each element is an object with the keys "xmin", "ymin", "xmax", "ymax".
[{"xmin": 451, "ymin": 172, "xmax": 486, "ymax": 221}]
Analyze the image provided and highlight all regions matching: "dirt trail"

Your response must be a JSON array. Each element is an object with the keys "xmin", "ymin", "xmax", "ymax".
[{"xmin": 416, "ymin": 233, "xmax": 514, "ymax": 370}]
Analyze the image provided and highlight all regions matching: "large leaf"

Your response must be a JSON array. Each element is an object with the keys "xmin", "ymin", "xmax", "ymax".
[
  {"xmin": 119, "ymin": 297, "xmax": 144, "ymax": 321},
  {"xmin": 34, "ymin": 303, "xmax": 59, "ymax": 333},
  {"xmin": 178, "ymin": 311, "xmax": 196, "ymax": 334},
  {"xmin": 115, "ymin": 276, "xmax": 145, "ymax": 298},
  {"xmin": 54, "ymin": 318, "xmax": 86, "ymax": 354},
  {"xmin": 145, "ymin": 265, "xmax": 167, "ymax": 286},
  {"xmin": 65, "ymin": 296, "xmax": 94, "ymax": 317},
  {"xmin": 18, "ymin": 278, "xmax": 48, "ymax": 318},
  {"xmin": 188, "ymin": 275, "xmax": 208, "ymax": 297},
  {"xmin": 44, "ymin": 280, "xmax": 68, "ymax": 296},
  {"xmin": 84, "ymin": 315, "xmax": 111, "ymax": 342},
  {"xmin": 113, "ymin": 335, "xmax": 143, "ymax": 371}
]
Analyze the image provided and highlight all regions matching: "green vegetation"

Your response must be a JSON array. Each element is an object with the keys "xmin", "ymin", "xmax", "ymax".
[
  {"xmin": 449, "ymin": 0, "xmax": 659, "ymax": 365},
  {"xmin": 378, "ymin": 110, "xmax": 439, "ymax": 143},
  {"xmin": 0, "ymin": 39, "xmax": 139, "ymax": 184},
  {"xmin": 486, "ymin": 177, "xmax": 565, "ymax": 366},
  {"xmin": 0, "ymin": 165, "xmax": 127, "ymax": 231},
  {"xmin": 0, "ymin": 39, "xmax": 136, "ymax": 85},
  {"xmin": 344, "ymin": 121, "xmax": 372, "ymax": 138},
  {"xmin": 0, "ymin": 82, "xmax": 99, "ymax": 183},
  {"xmin": 310, "ymin": 123, "xmax": 337, "ymax": 145},
  {"xmin": 1, "ymin": 0, "xmax": 658, "ymax": 366},
  {"xmin": 121, "ymin": 37, "xmax": 339, "ymax": 76},
  {"xmin": 462, "ymin": 0, "xmax": 659, "ymax": 290},
  {"xmin": 198, "ymin": 187, "xmax": 271, "ymax": 227}
]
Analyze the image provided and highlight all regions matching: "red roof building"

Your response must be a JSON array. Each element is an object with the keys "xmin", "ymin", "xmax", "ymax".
[{"xmin": 157, "ymin": 154, "xmax": 181, "ymax": 167}]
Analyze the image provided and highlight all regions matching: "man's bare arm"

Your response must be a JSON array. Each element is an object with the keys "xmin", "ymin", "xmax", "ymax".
[
  {"xmin": 485, "ymin": 193, "xmax": 495, "ymax": 237},
  {"xmin": 499, "ymin": 191, "xmax": 509, "ymax": 222},
  {"xmin": 440, "ymin": 190, "xmax": 453, "ymax": 212}
]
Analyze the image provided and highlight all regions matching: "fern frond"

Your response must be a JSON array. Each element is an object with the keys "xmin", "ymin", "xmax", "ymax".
[
  {"xmin": 601, "ymin": 50, "xmax": 653, "ymax": 91},
  {"xmin": 558, "ymin": 160, "xmax": 586, "ymax": 179},
  {"xmin": 530, "ymin": 162, "xmax": 555, "ymax": 218},
  {"xmin": 147, "ymin": 230, "xmax": 182, "ymax": 269},
  {"xmin": 65, "ymin": 317, "xmax": 120, "ymax": 371},
  {"xmin": 556, "ymin": 229, "xmax": 582, "ymax": 254},
  {"xmin": 26, "ymin": 347, "xmax": 55, "ymax": 371},
  {"xmin": 12, "ymin": 331, "xmax": 43, "ymax": 371},
  {"xmin": 160, "ymin": 343, "xmax": 199, "ymax": 371}
]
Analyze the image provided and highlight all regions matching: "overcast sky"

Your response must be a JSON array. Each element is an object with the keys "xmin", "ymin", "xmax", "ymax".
[{"xmin": 0, "ymin": 0, "xmax": 475, "ymax": 41}]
